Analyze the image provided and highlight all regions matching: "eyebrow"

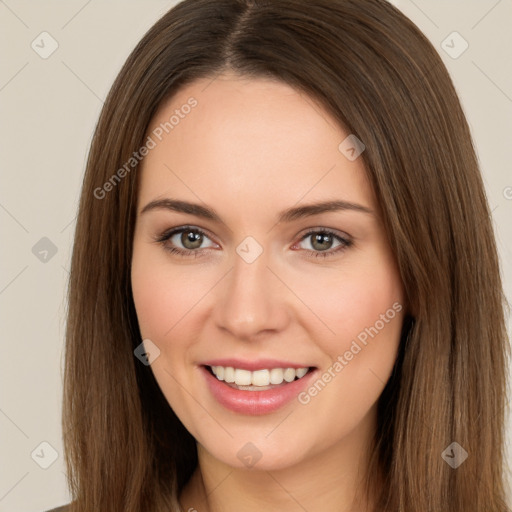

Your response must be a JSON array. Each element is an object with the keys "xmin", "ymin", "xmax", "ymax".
[{"xmin": 140, "ymin": 198, "xmax": 374, "ymax": 222}]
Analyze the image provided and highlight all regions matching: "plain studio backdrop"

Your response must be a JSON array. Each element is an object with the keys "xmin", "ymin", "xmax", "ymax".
[{"xmin": 0, "ymin": 1, "xmax": 511, "ymax": 511}]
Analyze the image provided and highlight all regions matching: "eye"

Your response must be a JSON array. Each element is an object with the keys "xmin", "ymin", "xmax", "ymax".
[
  {"xmin": 154, "ymin": 226, "xmax": 352, "ymax": 259},
  {"xmin": 154, "ymin": 226, "xmax": 218, "ymax": 257},
  {"xmin": 293, "ymin": 229, "xmax": 352, "ymax": 258}
]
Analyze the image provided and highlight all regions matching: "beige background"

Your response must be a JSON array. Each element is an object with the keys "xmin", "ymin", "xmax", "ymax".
[{"xmin": 0, "ymin": 1, "xmax": 511, "ymax": 510}]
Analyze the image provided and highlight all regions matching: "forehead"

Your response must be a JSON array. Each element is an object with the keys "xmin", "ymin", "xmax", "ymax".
[{"xmin": 138, "ymin": 74, "xmax": 375, "ymax": 215}]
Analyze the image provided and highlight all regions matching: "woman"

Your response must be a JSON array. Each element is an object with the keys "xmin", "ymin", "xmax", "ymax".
[{"xmin": 52, "ymin": 0, "xmax": 511, "ymax": 510}]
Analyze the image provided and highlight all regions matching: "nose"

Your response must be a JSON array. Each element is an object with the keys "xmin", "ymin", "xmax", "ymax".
[{"xmin": 213, "ymin": 248, "xmax": 291, "ymax": 341}]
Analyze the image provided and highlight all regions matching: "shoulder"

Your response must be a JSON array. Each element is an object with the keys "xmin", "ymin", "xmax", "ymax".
[{"xmin": 44, "ymin": 505, "xmax": 70, "ymax": 512}]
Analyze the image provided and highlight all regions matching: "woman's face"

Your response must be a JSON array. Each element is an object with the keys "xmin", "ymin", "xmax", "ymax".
[{"xmin": 131, "ymin": 73, "xmax": 405, "ymax": 471}]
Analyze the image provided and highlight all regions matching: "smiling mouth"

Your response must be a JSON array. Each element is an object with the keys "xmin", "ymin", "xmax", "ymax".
[{"xmin": 204, "ymin": 365, "xmax": 316, "ymax": 391}]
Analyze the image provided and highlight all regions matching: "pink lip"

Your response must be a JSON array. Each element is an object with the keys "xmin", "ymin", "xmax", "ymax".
[
  {"xmin": 201, "ymin": 358, "xmax": 312, "ymax": 371},
  {"xmin": 200, "ymin": 365, "xmax": 318, "ymax": 415}
]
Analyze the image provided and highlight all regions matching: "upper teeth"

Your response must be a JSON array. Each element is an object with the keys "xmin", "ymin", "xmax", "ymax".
[{"xmin": 210, "ymin": 366, "xmax": 309, "ymax": 386}]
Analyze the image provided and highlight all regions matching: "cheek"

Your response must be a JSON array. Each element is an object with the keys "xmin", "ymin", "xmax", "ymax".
[
  {"xmin": 290, "ymin": 259, "xmax": 404, "ymax": 435},
  {"xmin": 131, "ymin": 244, "xmax": 209, "ymax": 343},
  {"xmin": 297, "ymin": 262, "xmax": 402, "ymax": 335},
  {"xmin": 291, "ymin": 253, "xmax": 404, "ymax": 372}
]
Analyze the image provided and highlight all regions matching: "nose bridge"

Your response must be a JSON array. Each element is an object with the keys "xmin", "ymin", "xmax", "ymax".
[{"xmin": 214, "ymin": 244, "xmax": 288, "ymax": 339}]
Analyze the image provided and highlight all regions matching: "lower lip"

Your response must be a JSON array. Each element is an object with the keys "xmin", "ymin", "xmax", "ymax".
[{"xmin": 201, "ymin": 366, "xmax": 317, "ymax": 415}]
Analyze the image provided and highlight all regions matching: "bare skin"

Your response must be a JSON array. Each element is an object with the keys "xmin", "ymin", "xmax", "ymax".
[{"xmin": 131, "ymin": 73, "xmax": 405, "ymax": 512}]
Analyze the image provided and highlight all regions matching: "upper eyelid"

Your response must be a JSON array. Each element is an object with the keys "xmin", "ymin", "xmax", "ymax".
[
  {"xmin": 158, "ymin": 225, "xmax": 216, "ymax": 242},
  {"xmin": 299, "ymin": 228, "xmax": 350, "ymax": 240}
]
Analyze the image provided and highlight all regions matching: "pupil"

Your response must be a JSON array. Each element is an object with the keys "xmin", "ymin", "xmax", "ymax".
[
  {"xmin": 182, "ymin": 230, "xmax": 202, "ymax": 249},
  {"xmin": 312, "ymin": 233, "xmax": 332, "ymax": 251}
]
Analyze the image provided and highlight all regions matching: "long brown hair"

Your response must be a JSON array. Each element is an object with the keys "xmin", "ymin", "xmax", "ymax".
[{"xmin": 63, "ymin": 0, "xmax": 511, "ymax": 510}]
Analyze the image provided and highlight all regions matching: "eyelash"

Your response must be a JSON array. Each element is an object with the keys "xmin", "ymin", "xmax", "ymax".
[{"xmin": 154, "ymin": 225, "xmax": 353, "ymax": 259}]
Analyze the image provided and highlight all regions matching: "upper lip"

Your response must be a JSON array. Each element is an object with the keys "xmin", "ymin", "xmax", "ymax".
[{"xmin": 201, "ymin": 358, "xmax": 315, "ymax": 371}]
